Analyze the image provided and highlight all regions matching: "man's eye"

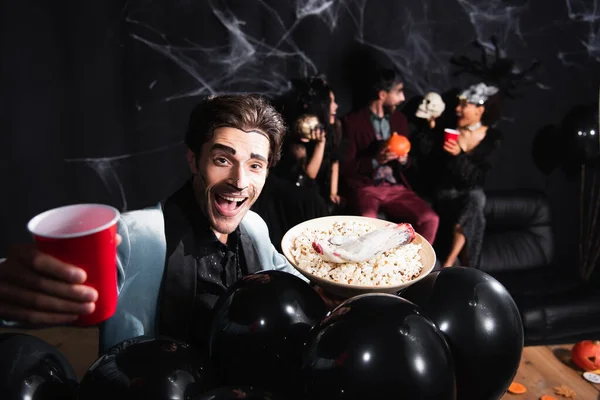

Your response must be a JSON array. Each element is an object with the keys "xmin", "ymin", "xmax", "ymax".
[
  {"xmin": 250, "ymin": 163, "xmax": 264, "ymax": 171},
  {"xmin": 214, "ymin": 157, "xmax": 228, "ymax": 165}
]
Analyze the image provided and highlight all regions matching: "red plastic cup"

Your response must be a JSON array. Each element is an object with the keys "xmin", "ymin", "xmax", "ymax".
[
  {"xmin": 27, "ymin": 204, "xmax": 120, "ymax": 326},
  {"xmin": 444, "ymin": 128, "xmax": 460, "ymax": 143}
]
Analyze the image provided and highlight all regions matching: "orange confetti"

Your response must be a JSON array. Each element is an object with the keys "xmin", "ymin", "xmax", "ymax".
[{"xmin": 508, "ymin": 381, "xmax": 527, "ymax": 394}]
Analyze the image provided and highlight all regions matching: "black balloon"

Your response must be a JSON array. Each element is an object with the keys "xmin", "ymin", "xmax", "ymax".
[
  {"xmin": 402, "ymin": 267, "xmax": 524, "ymax": 400},
  {"xmin": 301, "ymin": 294, "xmax": 456, "ymax": 400},
  {"xmin": 209, "ymin": 270, "xmax": 326, "ymax": 396},
  {"xmin": 560, "ymin": 104, "xmax": 600, "ymax": 167},
  {"xmin": 0, "ymin": 333, "xmax": 78, "ymax": 400},
  {"xmin": 193, "ymin": 385, "xmax": 282, "ymax": 399},
  {"xmin": 79, "ymin": 336, "xmax": 214, "ymax": 400},
  {"xmin": 532, "ymin": 103, "xmax": 599, "ymax": 177}
]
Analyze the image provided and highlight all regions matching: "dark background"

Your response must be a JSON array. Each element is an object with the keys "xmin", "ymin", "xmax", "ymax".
[{"xmin": 1, "ymin": 0, "xmax": 598, "ymax": 268}]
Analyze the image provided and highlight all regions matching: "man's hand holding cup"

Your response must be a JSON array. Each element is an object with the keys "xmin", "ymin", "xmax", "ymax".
[{"xmin": 0, "ymin": 204, "xmax": 122, "ymax": 327}]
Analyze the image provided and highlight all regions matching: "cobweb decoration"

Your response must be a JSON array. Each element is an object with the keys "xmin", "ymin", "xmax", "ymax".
[{"xmin": 450, "ymin": 36, "xmax": 541, "ymax": 98}]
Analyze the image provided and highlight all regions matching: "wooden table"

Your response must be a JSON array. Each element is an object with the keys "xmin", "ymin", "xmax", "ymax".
[{"xmin": 501, "ymin": 345, "xmax": 600, "ymax": 400}]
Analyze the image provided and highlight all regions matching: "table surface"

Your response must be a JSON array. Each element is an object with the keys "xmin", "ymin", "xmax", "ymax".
[{"xmin": 500, "ymin": 344, "xmax": 600, "ymax": 400}]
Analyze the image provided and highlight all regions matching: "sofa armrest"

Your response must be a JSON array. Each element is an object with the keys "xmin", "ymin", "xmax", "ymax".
[
  {"xmin": 480, "ymin": 189, "xmax": 554, "ymax": 273},
  {"xmin": 98, "ymin": 204, "xmax": 166, "ymax": 354}
]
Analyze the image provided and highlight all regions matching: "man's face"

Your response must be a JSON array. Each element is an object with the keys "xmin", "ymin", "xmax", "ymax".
[
  {"xmin": 381, "ymin": 83, "xmax": 406, "ymax": 112},
  {"xmin": 188, "ymin": 126, "xmax": 270, "ymax": 236}
]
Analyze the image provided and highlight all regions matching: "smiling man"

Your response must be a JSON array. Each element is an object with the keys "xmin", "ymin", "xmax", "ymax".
[
  {"xmin": 0, "ymin": 94, "xmax": 310, "ymax": 348},
  {"xmin": 159, "ymin": 95, "xmax": 309, "ymax": 343}
]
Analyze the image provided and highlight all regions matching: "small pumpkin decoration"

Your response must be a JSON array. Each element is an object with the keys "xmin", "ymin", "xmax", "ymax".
[
  {"xmin": 571, "ymin": 340, "xmax": 600, "ymax": 371},
  {"xmin": 386, "ymin": 132, "xmax": 411, "ymax": 157}
]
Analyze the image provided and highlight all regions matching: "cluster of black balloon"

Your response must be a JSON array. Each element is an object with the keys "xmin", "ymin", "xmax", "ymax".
[
  {"xmin": 0, "ymin": 268, "xmax": 524, "ymax": 400},
  {"xmin": 402, "ymin": 268, "xmax": 524, "ymax": 400},
  {"xmin": 299, "ymin": 267, "xmax": 524, "ymax": 400}
]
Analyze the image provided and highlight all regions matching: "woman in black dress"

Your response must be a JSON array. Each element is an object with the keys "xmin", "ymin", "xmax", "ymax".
[
  {"xmin": 411, "ymin": 82, "xmax": 503, "ymax": 268},
  {"xmin": 251, "ymin": 76, "xmax": 341, "ymax": 251},
  {"xmin": 274, "ymin": 76, "xmax": 343, "ymax": 212}
]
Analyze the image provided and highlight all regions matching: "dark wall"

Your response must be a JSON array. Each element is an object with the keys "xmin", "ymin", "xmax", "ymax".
[{"xmin": 1, "ymin": 0, "xmax": 598, "ymax": 266}]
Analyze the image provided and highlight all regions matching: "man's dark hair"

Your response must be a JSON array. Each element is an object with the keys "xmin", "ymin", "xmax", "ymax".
[
  {"xmin": 185, "ymin": 94, "xmax": 286, "ymax": 167},
  {"xmin": 368, "ymin": 68, "xmax": 404, "ymax": 101}
]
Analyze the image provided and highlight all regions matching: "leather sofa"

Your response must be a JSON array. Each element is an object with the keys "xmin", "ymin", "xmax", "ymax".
[
  {"xmin": 343, "ymin": 184, "xmax": 600, "ymax": 345},
  {"xmin": 475, "ymin": 189, "xmax": 600, "ymax": 345}
]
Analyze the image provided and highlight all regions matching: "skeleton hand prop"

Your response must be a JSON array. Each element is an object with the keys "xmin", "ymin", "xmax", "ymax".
[{"xmin": 312, "ymin": 223, "xmax": 416, "ymax": 264}]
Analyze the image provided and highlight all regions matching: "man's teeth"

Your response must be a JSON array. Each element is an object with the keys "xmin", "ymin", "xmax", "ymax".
[{"xmin": 218, "ymin": 194, "xmax": 245, "ymax": 203}]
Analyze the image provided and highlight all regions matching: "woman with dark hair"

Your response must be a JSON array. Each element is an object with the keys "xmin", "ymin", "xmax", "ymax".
[
  {"xmin": 251, "ymin": 76, "xmax": 340, "ymax": 251},
  {"xmin": 274, "ymin": 75, "xmax": 343, "ymax": 210},
  {"xmin": 410, "ymin": 82, "xmax": 503, "ymax": 268}
]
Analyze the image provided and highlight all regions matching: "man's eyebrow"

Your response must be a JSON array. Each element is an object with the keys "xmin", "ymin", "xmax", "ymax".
[
  {"xmin": 211, "ymin": 143, "xmax": 235, "ymax": 154},
  {"xmin": 211, "ymin": 143, "xmax": 267, "ymax": 163},
  {"xmin": 250, "ymin": 153, "xmax": 268, "ymax": 163}
]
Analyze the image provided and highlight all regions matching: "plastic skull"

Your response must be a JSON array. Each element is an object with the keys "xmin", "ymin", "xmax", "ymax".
[
  {"xmin": 296, "ymin": 114, "xmax": 320, "ymax": 139},
  {"xmin": 415, "ymin": 92, "xmax": 446, "ymax": 120}
]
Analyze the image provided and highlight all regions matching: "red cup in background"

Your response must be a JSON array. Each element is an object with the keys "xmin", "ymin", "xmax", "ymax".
[
  {"xmin": 444, "ymin": 128, "xmax": 460, "ymax": 143},
  {"xmin": 27, "ymin": 204, "xmax": 120, "ymax": 326}
]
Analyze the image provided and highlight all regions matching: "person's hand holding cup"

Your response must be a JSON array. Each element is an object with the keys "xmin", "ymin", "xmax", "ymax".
[
  {"xmin": 0, "ymin": 204, "xmax": 120, "ymax": 327},
  {"xmin": 443, "ymin": 128, "xmax": 460, "ymax": 143},
  {"xmin": 443, "ymin": 128, "xmax": 462, "ymax": 156}
]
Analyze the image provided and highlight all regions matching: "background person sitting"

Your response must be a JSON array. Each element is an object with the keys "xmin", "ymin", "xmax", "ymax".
[
  {"xmin": 340, "ymin": 68, "xmax": 439, "ymax": 245},
  {"xmin": 410, "ymin": 82, "xmax": 504, "ymax": 268},
  {"xmin": 274, "ymin": 76, "xmax": 344, "ymax": 214}
]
